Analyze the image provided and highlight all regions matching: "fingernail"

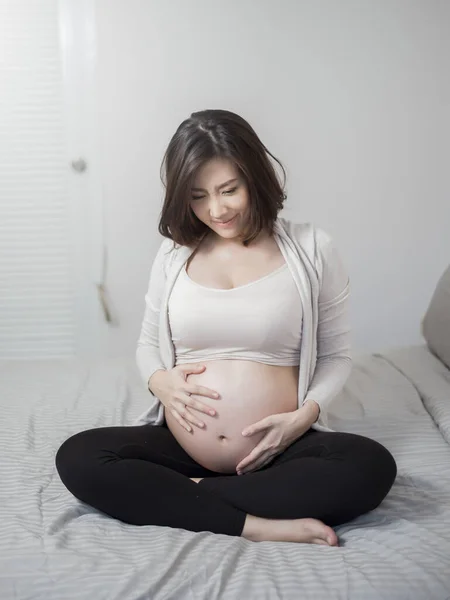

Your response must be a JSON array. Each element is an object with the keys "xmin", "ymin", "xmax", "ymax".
[
  {"xmin": 209, "ymin": 410, "xmax": 216, "ymax": 416},
  {"xmin": 198, "ymin": 422, "xmax": 204, "ymax": 428},
  {"xmin": 213, "ymin": 393, "xmax": 219, "ymax": 398}
]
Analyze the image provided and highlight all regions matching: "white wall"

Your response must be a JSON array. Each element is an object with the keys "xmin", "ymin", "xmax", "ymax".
[
  {"xmin": 0, "ymin": 0, "xmax": 99, "ymax": 359},
  {"xmin": 94, "ymin": 0, "xmax": 450, "ymax": 357}
]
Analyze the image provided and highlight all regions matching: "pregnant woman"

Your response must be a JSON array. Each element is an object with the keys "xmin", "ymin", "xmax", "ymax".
[{"xmin": 56, "ymin": 109, "xmax": 397, "ymax": 546}]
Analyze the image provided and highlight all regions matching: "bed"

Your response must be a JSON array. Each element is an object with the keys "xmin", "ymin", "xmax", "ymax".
[{"xmin": 2, "ymin": 266, "xmax": 450, "ymax": 600}]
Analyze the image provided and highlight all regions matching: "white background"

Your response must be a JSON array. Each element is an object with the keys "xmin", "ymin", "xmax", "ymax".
[
  {"xmin": 1, "ymin": 0, "xmax": 449, "ymax": 359},
  {"xmin": 0, "ymin": 0, "xmax": 103, "ymax": 358},
  {"xmin": 94, "ymin": 0, "xmax": 450, "ymax": 357}
]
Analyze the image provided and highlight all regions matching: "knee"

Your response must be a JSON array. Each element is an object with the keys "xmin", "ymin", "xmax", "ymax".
[
  {"xmin": 351, "ymin": 435, "xmax": 397, "ymax": 505},
  {"xmin": 55, "ymin": 429, "xmax": 99, "ymax": 494},
  {"xmin": 365, "ymin": 437, "xmax": 397, "ymax": 484}
]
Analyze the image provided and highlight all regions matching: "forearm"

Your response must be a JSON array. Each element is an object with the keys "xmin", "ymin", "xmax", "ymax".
[
  {"xmin": 291, "ymin": 399, "xmax": 320, "ymax": 434},
  {"xmin": 136, "ymin": 238, "xmax": 172, "ymax": 393},
  {"xmin": 148, "ymin": 369, "xmax": 168, "ymax": 395},
  {"xmin": 136, "ymin": 345, "xmax": 166, "ymax": 394},
  {"xmin": 303, "ymin": 355, "xmax": 352, "ymax": 413}
]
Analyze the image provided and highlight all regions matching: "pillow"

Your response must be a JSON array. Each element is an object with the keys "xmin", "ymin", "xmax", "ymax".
[{"xmin": 422, "ymin": 264, "xmax": 450, "ymax": 369}]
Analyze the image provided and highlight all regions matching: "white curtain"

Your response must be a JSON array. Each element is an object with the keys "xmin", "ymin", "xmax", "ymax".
[{"xmin": 0, "ymin": 0, "xmax": 76, "ymax": 358}]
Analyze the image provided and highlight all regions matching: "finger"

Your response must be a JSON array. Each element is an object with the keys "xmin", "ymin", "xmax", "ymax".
[
  {"xmin": 179, "ymin": 363, "xmax": 206, "ymax": 375},
  {"xmin": 242, "ymin": 416, "xmax": 273, "ymax": 437},
  {"xmin": 236, "ymin": 444, "xmax": 267, "ymax": 473},
  {"xmin": 169, "ymin": 408, "xmax": 192, "ymax": 433},
  {"xmin": 248, "ymin": 455, "xmax": 274, "ymax": 474},
  {"xmin": 182, "ymin": 392, "xmax": 217, "ymax": 416},
  {"xmin": 187, "ymin": 385, "xmax": 220, "ymax": 400},
  {"xmin": 238, "ymin": 450, "xmax": 274, "ymax": 475},
  {"xmin": 175, "ymin": 401, "xmax": 206, "ymax": 428}
]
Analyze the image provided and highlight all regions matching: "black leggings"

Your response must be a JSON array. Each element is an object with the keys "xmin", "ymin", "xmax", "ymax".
[{"xmin": 55, "ymin": 423, "xmax": 397, "ymax": 537}]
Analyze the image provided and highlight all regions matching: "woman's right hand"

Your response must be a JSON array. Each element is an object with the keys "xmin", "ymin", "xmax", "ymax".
[{"xmin": 148, "ymin": 364, "xmax": 220, "ymax": 433}]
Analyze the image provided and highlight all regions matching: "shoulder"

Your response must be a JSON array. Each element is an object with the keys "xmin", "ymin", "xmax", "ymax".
[
  {"xmin": 154, "ymin": 236, "xmax": 194, "ymax": 276},
  {"xmin": 154, "ymin": 237, "xmax": 175, "ymax": 263},
  {"xmin": 151, "ymin": 237, "xmax": 177, "ymax": 276},
  {"xmin": 276, "ymin": 217, "xmax": 334, "ymax": 255},
  {"xmin": 158, "ymin": 236, "xmax": 177, "ymax": 254},
  {"xmin": 276, "ymin": 218, "xmax": 347, "ymax": 290}
]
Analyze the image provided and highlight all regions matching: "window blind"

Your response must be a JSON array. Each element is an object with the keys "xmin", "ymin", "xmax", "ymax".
[{"xmin": 0, "ymin": 0, "xmax": 76, "ymax": 358}]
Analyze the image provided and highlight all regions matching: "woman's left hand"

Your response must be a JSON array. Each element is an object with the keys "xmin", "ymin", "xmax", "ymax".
[{"xmin": 236, "ymin": 410, "xmax": 311, "ymax": 475}]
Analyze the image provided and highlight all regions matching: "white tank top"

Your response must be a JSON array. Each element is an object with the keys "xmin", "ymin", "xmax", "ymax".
[{"xmin": 168, "ymin": 262, "xmax": 302, "ymax": 366}]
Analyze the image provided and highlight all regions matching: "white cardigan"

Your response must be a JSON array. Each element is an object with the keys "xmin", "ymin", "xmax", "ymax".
[{"xmin": 135, "ymin": 218, "xmax": 352, "ymax": 432}]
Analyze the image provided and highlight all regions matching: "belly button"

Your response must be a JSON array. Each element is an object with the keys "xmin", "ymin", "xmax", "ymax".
[{"xmin": 218, "ymin": 435, "xmax": 227, "ymax": 441}]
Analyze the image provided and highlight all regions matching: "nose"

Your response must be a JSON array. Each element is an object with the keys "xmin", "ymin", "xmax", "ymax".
[{"xmin": 208, "ymin": 195, "xmax": 229, "ymax": 220}]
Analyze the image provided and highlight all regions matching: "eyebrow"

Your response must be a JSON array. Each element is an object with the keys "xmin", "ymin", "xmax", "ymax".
[{"xmin": 191, "ymin": 178, "xmax": 238, "ymax": 193}]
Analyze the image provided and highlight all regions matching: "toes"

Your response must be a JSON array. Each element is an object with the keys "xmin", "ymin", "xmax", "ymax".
[
  {"xmin": 327, "ymin": 534, "xmax": 339, "ymax": 546},
  {"xmin": 329, "ymin": 538, "xmax": 338, "ymax": 546},
  {"xmin": 313, "ymin": 538, "xmax": 330, "ymax": 546}
]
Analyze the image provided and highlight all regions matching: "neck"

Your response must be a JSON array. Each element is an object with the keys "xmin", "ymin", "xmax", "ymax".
[{"xmin": 209, "ymin": 228, "xmax": 271, "ymax": 249}]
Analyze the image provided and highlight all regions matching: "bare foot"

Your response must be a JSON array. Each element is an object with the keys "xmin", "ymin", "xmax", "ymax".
[
  {"xmin": 190, "ymin": 478, "xmax": 203, "ymax": 483},
  {"xmin": 242, "ymin": 515, "xmax": 339, "ymax": 546}
]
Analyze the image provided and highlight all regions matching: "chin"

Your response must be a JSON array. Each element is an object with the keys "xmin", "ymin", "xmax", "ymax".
[
  {"xmin": 209, "ymin": 218, "xmax": 244, "ymax": 239},
  {"xmin": 214, "ymin": 228, "xmax": 241, "ymax": 239}
]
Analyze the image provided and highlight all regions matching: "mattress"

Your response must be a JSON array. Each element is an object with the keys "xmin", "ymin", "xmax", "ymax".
[{"xmin": 1, "ymin": 345, "xmax": 450, "ymax": 600}]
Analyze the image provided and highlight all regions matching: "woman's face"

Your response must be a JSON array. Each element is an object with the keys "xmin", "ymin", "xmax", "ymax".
[{"xmin": 190, "ymin": 158, "xmax": 250, "ymax": 241}]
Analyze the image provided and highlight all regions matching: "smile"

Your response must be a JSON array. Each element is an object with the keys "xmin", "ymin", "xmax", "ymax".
[{"xmin": 212, "ymin": 215, "xmax": 237, "ymax": 228}]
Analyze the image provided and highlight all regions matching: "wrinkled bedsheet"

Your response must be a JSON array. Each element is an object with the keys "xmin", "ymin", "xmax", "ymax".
[{"xmin": 1, "ymin": 344, "xmax": 450, "ymax": 600}]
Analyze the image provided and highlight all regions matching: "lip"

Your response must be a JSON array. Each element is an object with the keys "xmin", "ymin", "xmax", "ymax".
[{"xmin": 212, "ymin": 215, "xmax": 237, "ymax": 228}]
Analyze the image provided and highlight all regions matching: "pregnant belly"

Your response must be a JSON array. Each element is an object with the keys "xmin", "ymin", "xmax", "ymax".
[{"xmin": 165, "ymin": 360, "xmax": 299, "ymax": 473}]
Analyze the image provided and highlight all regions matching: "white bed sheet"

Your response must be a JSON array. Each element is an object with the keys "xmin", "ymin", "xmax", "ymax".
[{"xmin": 1, "ymin": 346, "xmax": 450, "ymax": 600}]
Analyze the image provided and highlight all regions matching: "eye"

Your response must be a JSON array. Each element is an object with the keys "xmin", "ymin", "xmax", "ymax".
[
  {"xmin": 222, "ymin": 187, "xmax": 237, "ymax": 195},
  {"xmin": 191, "ymin": 195, "xmax": 205, "ymax": 201}
]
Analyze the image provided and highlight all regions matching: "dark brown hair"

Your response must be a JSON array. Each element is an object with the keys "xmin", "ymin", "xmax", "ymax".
[{"xmin": 158, "ymin": 109, "xmax": 286, "ymax": 247}]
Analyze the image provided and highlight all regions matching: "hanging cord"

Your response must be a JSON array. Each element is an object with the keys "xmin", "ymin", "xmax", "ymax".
[{"xmin": 96, "ymin": 244, "xmax": 113, "ymax": 323}]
